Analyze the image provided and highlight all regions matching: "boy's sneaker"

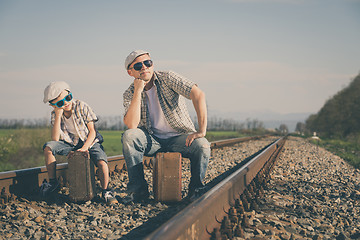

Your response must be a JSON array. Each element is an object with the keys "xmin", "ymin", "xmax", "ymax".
[
  {"xmin": 122, "ymin": 190, "xmax": 150, "ymax": 204},
  {"xmin": 186, "ymin": 186, "xmax": 209, "ymax": 202},
  {"xmin": 39, "ymin": 180, "xmax": 60, "ymax": 198},
  {"xmin": 102, "ymin": 190, "xmax": 118, "ymax": 205}
]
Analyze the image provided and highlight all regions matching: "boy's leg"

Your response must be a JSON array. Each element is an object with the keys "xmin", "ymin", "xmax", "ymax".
[
  {"xmin": 44, "ymin": 146, "xmax": 57, "ymax": 179},
  {"xmin": 42, "ymin": 141, "xmax": 73, "ymax": 196},
  {"xmin": 88, "ymin": 143, "xmax": 109, "ymax": 190},
  {"xmin": 121, "ymin": 128, "xmax": 161, "ymax": 201},
  {"xmin": 166, "ymin": 134, "xmax": 211, "ymax": 198},
  {"xmin": 96, "ymin": 160, "xmax": 109, "ymax": 190},
  {"xmin": 43, "ymin": 141, "xmax": 74, "ymax": 179},
  {"xmin": 89, "ymin": 143, "xmax": 117, "ymax": 204}
]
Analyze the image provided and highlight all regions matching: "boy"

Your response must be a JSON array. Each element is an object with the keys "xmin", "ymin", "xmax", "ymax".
[{"xmin": 41, "ymin": 81, "xmax": 117, "ymax": 205}]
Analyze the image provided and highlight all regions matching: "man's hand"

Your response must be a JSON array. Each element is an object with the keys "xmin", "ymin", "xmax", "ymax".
[
  {"xmin": 133, "ymin": 78, "xmax": 146, "ymax": 93},
  {"xmin": 185, "ymin": 132, "xmax": 206, "ymax": 147}
]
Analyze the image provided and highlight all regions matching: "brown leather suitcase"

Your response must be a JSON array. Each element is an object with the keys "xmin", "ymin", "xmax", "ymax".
[
  {"xmin": 67, "ymin": 151, "xmax": 96, "ymax": 202},
  {"xmin": 153, "ymin": 152, "xmax": 182, "ymax": 202}
]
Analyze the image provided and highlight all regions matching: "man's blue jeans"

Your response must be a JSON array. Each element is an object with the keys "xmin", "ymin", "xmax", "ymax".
[{"xmin": 121, "ymin": 128, "xmax": 211, "ymax": 194}]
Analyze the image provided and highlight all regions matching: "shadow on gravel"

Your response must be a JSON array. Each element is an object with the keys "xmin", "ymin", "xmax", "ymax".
[
  {"xmin": 120, "ymin": 200, "xmax": 189, "ymax": 240},
  {"xmin": 121, "ymin": 141, "xmax": 276, "ymax": 239}
]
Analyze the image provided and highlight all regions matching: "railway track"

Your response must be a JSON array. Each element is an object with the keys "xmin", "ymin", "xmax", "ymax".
[
  {"xmin": 0, "ymin": 136, "xmax": 264, "ymax": 202},
  {"xmin": 145, "ymin": 137, "xmax": 286, "ymax": 240},
  {"xmin": 0, "ymin": 135, "xmax": 282, "ymax": 239}
]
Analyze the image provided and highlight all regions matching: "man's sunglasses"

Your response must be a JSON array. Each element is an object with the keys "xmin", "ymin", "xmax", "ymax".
[
  {"xmin": 130, "ymin": 60, "xmax": 153, "ymax": 71},
  {"xmin": 50, "ymin": 92, "xmax": 73, "ymax": 108}
]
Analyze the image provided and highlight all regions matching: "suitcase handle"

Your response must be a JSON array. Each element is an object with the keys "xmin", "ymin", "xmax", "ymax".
[{"xmin": 68, "ymin": 151, "xmax": 90, "ymax": 159}]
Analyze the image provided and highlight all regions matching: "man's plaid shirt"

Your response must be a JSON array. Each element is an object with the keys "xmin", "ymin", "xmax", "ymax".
[
  {"xmin": 50, "ymin": 99, "xmax": 99, "ymax": 146},
  {"xmin": 123, "ymin": 71, "xmax": 197, "ymax": 134}
]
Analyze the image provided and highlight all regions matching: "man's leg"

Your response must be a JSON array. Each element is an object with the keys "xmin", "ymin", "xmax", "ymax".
[
  {"xmin": 166, "ymin": 135, "xmax": 211, "ymax": 197},
  {"xmin": 121, "ymin": 128, "xmax": 161, "ymax": 199}
]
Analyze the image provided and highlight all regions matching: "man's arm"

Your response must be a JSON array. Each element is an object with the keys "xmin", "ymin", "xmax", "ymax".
[
  {"xmin": 186, "ymin": 85, "xmax": 207, "ymax": 146},
  {"xmin": 123, "ymin": 79, "xmax": 146, "ymax": 129}
]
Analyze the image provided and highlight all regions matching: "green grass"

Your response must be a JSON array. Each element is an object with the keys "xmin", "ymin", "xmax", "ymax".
[
  {"xmin": 301, "ymin": 132, "xmax": 360, "ymax": 170},
  {"xmin": 99, "ymin": 130, "xmax": 124, "ymax": 157},
  {"xmin": 315, "ymin": 138, "xmax": 360, "ymax": 169},
  {"xmin": 0, "ymin": 128, "xmax": 52, "ymax": 171},
  {"xmin": 204, "ymin": 131, "xmax": 246, "ymax": 141},
  {"xmin": 0, "ymin": 129, "xmax": 247, "ymax": 171},
  {"xmin": 0, "ymin": 129, "xmax": 17, "ymax": 137}
]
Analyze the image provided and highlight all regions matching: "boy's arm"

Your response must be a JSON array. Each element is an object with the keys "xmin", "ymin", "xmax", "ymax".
[
  {"xmin": 77, "ymin": 121, "xmax": 96, "ymax": 152},
  {"xmin": 51, "ymin": 108, "xmax": 63, "ymax": 141}
]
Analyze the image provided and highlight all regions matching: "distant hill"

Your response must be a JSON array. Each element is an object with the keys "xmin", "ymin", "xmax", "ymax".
[{"xmin": 306, "ymin": 73, "xmax": 360, "ymax": 138}]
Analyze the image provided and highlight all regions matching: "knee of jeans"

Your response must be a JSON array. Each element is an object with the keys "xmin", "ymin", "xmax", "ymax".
[
  {"xmin": 122, "ymin": 129, "xmax": 142, "ymax": 144},
  {"xmin": 193, "ymin": 138, "xmax": 211, "ymax": 157},
  {"xmin": 43, "ymin": 146, "xmax": 52, "ymax": 155},
  {"xmin": 43, "ymin": 141, "xmax": 55, "ymax": 154}
]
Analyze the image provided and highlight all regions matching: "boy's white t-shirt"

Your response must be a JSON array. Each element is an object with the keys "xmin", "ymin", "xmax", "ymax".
[
  {"xmin": 63, "ymin": 115, "xmax": 78, "ymax": 136},
  {"xmin": 145, "ymin": 85, "xmax": 180, "ymax": 139}
]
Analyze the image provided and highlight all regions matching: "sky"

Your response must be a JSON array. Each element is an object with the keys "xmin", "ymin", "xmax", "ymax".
[{"xmin": 0, "ymin": 0, "xmax": 359, "ymax": 122}]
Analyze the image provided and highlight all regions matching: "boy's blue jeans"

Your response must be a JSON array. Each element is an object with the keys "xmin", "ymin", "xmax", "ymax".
[
  {"xmin": 121, "ymin": 128, "xmax": 211, "ymax": 194},
  {"xmin": 43, "ymin": 140, "xmax": 108, "ymax": 165}
]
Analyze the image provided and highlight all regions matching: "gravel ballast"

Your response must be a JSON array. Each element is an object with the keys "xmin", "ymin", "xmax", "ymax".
[
  {"xmin": 239, "ymin": 136, "xmax": 360, "ymax": 240},
  {"xmin": 1, "ymin": 136, "xmax": 359, "ymax": 239}
]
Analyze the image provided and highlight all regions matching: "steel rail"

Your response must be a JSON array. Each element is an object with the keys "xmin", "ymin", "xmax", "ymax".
[
  {"xmin": 145, "ymin": 137, "xmax": 286, "ymax": 240},
  {"xmin": 0, "ymin": 135, "xmax": 266, "ymax": 201}
]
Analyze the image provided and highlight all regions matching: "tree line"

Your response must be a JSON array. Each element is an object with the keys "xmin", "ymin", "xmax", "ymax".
[
  {"xmin": 0, "ymin": 116, "xmax": 276, "ymax": 133},
  {"xmin": 304, "ymin": 72, "xmax": 360, "ymax": 140}
]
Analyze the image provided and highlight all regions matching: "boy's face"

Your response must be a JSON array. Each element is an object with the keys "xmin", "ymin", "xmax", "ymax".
[{"xmin": 50, "ymin": 90, "xmax": 73, "ymax": 111}]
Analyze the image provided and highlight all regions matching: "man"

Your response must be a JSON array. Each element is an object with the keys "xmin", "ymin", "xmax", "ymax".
[{"xmin": 122, "ymin": 50, "xmax": 211, "ymax": 203}]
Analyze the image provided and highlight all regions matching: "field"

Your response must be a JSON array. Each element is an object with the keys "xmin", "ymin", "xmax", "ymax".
[
  {"xmin": 309, "ymin": 138, "xmax": 360, "ymax": 169},
  {"xmin": 0, "ymin": 129, "xmax": 246, "ymax": 172}
]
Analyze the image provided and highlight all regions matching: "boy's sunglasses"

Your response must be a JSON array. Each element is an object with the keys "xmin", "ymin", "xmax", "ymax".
[
  {"xmin": 130, "ymin": 60, "xmax": 153, "ymax": 71},
  {"xmin": 50, "ymin": 92, "xmax": 73, "ymax": 108}
]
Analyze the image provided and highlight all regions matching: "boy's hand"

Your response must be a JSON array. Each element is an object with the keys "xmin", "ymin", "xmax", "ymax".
[
  {"xmin": 53, "ymin": 106, "xmax": 64, "ymax": 117},
  {"xmin": 77, "ymin": 147, "xmax": 89, "ymax": 153}
]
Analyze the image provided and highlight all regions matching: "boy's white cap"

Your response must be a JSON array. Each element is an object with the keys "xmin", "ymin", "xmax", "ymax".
[
  {"xmin": 43, "ymin": 81, "xmax": 70, "ymax": 103},
  {"xmin": 125, "ymin": 50, "xmax": 149, "ymax": 70}
]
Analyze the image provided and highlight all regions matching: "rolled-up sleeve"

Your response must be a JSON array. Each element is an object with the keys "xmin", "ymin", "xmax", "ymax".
[
  {"xmin": 166, "ymin": 71, "xmax": 196, "ymax": 99},
  {"xmin": 80, "ymin": 101, "xmax": 98, "ymax": 124}
]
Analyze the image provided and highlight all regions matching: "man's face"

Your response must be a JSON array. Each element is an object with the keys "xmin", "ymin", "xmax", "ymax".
[{"xmin": 127, "ymin": 54, "xmax": 154, "ymax": 82}]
